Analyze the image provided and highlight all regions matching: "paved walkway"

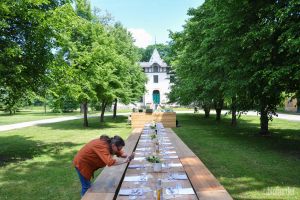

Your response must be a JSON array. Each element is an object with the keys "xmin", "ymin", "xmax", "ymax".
[
  {"xmin": 0, "ymin": 113, "xmax": 131, "ymax": 132},
  {"xmin": 0, "ymin": 111, "xmax": 299, "ymax": 132}
]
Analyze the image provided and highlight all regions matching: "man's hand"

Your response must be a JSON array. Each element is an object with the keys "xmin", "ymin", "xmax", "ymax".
[{"xmin": 127, "ymin": 152, "xmax": 135, "ymax": 162}]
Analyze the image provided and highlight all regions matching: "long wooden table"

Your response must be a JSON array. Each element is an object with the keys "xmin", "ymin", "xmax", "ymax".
[
  {"xmin": 82, "ymin": 124, "xmax": 232, "ymax": 200},
  {"xmin": 116, "ymin": 123, "xmax": 197, "ymax": 199}
]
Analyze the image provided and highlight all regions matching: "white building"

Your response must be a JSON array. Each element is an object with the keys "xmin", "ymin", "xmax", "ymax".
[{"xmin": 140, "ymin": 49, "xmax": 172, "ymax": 107}]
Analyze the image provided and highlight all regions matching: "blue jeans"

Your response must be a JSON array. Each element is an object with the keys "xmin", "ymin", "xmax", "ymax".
[{"xmin": 75, "ymin": 168, "xmax": 91, "ymax": 197}]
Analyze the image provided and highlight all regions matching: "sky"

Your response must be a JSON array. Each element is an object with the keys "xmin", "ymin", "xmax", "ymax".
[{"xmin": 90, "ymin": 0, "xmax": 204, "ymax": 48}]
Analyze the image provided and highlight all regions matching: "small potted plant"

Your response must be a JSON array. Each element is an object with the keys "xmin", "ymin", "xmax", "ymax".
[
  {"xmin": 150, "ymin": 134, "xmax": 157, "ymax": 140},
  {"xmin": 146, "ymin": 155, "xmax": 162, "ymax": 172},
  {"xmin": 145, "ymin": 105, "xmax": 153, "ymax": 113},
  {"xmin": 150, "ymin": 120, "xmax": 156, "ymax": 129}
]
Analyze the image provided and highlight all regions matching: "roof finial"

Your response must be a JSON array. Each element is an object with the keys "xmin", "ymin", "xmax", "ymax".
[{"xmin": 155, "ymin": 35, "xmax": 157, "ymax": 47}]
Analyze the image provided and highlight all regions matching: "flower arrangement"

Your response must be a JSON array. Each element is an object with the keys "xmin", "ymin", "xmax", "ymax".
[
  {"xmin": 146, "ymin": 155, "xmax": 161, "ymax": 163},
  {"xmin": 150, "ymin": 134, "xmax": 157, "ymax": 140}
]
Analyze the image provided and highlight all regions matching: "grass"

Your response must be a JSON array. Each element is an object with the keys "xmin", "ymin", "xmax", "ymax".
[
  {"xmin": 173, "ymin": 113, "xmax": 300, "ymax": 200},
  {"xmin": 1, "ymin": 111, "xmax": 299, "ymax": 200},
  {"xmin": 172, "ymin": 107, "xmax": 193, "ymax": 111},
  {"xmin": 0, "ymin": 106, "xmax": 131, "ymax": 125},
  {"xmin": 0, "ymin": 116, "xmax": 132, "ymax": 200}
]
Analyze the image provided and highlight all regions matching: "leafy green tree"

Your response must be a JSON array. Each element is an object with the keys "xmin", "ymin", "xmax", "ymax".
[
  {"xmin": 139, "ymin": 44, "xmax": 171, "ymax": 64},
  {"xmin": 169, "ymin": 0, "xmax": 300, "ymax": 134},
  {"xmin": 0, "ymin": 0, "xmax": 69, "ymax": 114},
  {"xmin": 108, "ymin": 23, "xmax": 146, "ymax": 119}
]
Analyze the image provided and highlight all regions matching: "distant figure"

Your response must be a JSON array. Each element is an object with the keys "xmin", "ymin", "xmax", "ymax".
[
  {"xmin": 176, "ymin": 120, "xmax": 181, "ymax": 127},
  {"xmin": 127, "ymin": 115, "xmax": 132, "ymax": 125},
  {"xmin": 73, "ymin": 135, "xmax": 135, "ymax": 197},
  {"xmin": 194, "ymin": 106, "xmax": 198, "ymax": 113}
]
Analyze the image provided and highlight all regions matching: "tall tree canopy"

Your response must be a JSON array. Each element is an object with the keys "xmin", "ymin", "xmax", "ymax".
[
  {"xmin": 1, "ymin": 0, "xmax": 147, "ymax": 127},
  {"xmin": 169, "ymin": 0, "xmax": 300, "ymax": 135},
  {"xmin": 0, "ymin": 0, "xmax": 69, "ymax": 113},
  {"xmin": 138, "ymin": 43, "xmax": 171, "ymax": 64}
]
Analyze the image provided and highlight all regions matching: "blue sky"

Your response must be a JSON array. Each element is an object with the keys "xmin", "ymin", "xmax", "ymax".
[{"xmin": 90, "ymin": 0, "xmax": 204, "ymax": 48}]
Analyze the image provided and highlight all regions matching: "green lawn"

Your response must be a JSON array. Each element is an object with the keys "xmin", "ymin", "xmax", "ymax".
[
  {"xmin": 0, "ymin": 116, "xmax": 132, "ymax": 200},
  {"xmin": 1, "ymin": 113, "xmax": 299, "ymax": 200},
  {"xmin": 0, "ymin": 106, "xmax": 131, "ymax": 125},
  {"xmin": 173, "ymin": 113, "xmax": 300, "ymax": 200},
  {"xmin": 172, "ymin": 107, "xmax": 194, "ymax": 111}
]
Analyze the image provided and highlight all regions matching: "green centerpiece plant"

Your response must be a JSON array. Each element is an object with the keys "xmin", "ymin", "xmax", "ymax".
[{"xmin": 146, "ymin": 155, "xmax": 161, "ymax": 163}]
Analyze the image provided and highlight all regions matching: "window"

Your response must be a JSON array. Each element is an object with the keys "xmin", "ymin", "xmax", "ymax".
[
  {"xmin": 153, "ymin": 75, "xmax": 158, "ymax": 83},
  {"xmin": 153, "ymin": 65, "xmax": 158, "ymax": 72}
]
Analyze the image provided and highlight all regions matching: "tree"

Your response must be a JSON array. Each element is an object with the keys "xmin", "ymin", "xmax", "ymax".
[
  {"xmin": 0, "ymin": 0, "xmax": 69, "ymax": 114},
  {"xmin": 139, "ymin": 44, "xmax": 171, "ymax": 64},
  {"xmin": 169, "ymin": 0, "xmax": 300, "ymax": 134}
]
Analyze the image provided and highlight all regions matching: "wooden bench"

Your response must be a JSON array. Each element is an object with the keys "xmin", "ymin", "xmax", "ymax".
[
  {"xmin": 81, "ymin": 128, "xmax": 142, "ymax": 200},
  {"xmin": 166, "ymin": 128, "xmax": 233, "ymax": 200}
]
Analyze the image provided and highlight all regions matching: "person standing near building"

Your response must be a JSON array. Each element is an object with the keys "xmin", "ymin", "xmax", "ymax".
[{"xmin": 73, "ymin": 135, "xmax": 134, "ymax": 196}]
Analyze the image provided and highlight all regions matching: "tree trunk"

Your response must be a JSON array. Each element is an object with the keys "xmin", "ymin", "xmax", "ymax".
[
  {"xmin": 44, "ymin": 101, "xmax": 47, "ymax": 114},
  {"xmin": 83, "ymin": 101, "xmax": 88, "ymax": 127},
  {"xmin": 100, "ymin": 100, "xmax": 107, "ymax": 123},
  {"xmin": 44, "ymin": 94, "xmax": 47, "ymax": 114},
  {"xmin": 216, "ymin": 109, "xmax": 222, "ymax": 120},
  {"xmin": 260, "ymin": 105, "xmax": 269, "ymax": 135},
  {"xmin": 215, "ymin": 99, "xmax": 224, "ymax": 121},
  {"xmin": 231, "ymin": 96, "xmax": 237, "ymax": 126},
  {"xmin": 203, "ymin": 104, "xmax": 210, "ymax": 118},
  {"xmin": 80, "ymin": 103, "xmax": 83, "ymax": 113},
  {"xmin": 113, "ymin": 98, "xmax": 117, "ymax": 119}
]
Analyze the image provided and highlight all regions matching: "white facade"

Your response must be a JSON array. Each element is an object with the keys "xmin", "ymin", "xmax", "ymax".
[{"xmin": 140, "ymin": 49, "xmax": 171, "ymax": 107}]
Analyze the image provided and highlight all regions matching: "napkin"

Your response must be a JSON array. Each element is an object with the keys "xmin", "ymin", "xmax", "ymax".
[
  {"xmin": 139, "ymin": 139, "xmax": 150, "ymax": 142},
  {"xmin": 162, "ymin": 142, "xmax": 172, "ymax": 145},
  {"xmin": 163, "ymin": 146, "xmax": 175, "ymax": 149},
  {"xmin": 119, "ymin": 188, "xmax": 143, "ymax": 196},
  {"xmin": 136, "ymin": 147, "xmax": 151, "ymax": 151},
  {"xmin": 164, "ymin": 150, "xmax": 176, "ymax": 154},
  {"xmin": 124, "ymin": 176, "xmax": 147, "ymax": 182},
  {"xmin": 163, "ymin": 155, "xmax": 178, "ymax": 159},
  {"xmin": 170, "ymin": 173, "xmax": 188, "ymax": 180},
  {"xmin": 163, "ymin": 163, "xmax": 182, "ymax": 168},
  {"xmin": 165, "ymin": 188, "xmax": 194, "ymax": 195},
  {"xmin": 128, "ymin": 164, "xmax": 145, "ymax": 169},
  {"xmin": 135, "ymin": 152, "xmax": 148, "ymax": 155},
  {"xmin": 134, "ymin": 157, "xmax": 145, "ymax": 161}
]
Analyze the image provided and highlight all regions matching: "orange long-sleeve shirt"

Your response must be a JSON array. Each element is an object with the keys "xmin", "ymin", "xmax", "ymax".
[{"xmin": 73, "ymin": 139, "xmax": 124, "ymax": 180}]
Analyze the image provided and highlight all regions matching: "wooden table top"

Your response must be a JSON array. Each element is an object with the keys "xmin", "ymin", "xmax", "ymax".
[{"xmin": 116, "ymin": 123, "xmax": 198, "ymax": 200}]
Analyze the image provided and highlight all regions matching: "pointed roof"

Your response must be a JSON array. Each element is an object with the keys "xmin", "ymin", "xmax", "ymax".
[{"xmin": 149, "ymin": 48, "xmax": 167, "ymax": 67}]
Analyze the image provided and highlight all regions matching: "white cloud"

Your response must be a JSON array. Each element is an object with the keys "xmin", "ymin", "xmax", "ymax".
[{"xmin": 128, "ymin": 28, "xmax": 153, "ymax": 48}]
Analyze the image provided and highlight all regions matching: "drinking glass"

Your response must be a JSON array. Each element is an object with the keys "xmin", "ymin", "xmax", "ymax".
[{"xmin": 129, "ymin": 189, "xmax": 137, "ymax": 199}]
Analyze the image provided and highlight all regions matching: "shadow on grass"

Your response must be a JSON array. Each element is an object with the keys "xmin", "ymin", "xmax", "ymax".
[
  {"xmin": 175, "ymin": 113, "xmax": 300, "ymax": 200},
  {"xmin": 0, "ymin": 141, "xmax": 81, "ymax": 200},
  {"xmin": 0, "ymin": 135, "xmax": 81, "ymax": 167},
  {"xmin": 37, "ymin": 115, "xmax": 130, "ymax": 130},
  {"xmin": 177, "ymin": 113, "xmax": 300, "ymax": 153}
]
